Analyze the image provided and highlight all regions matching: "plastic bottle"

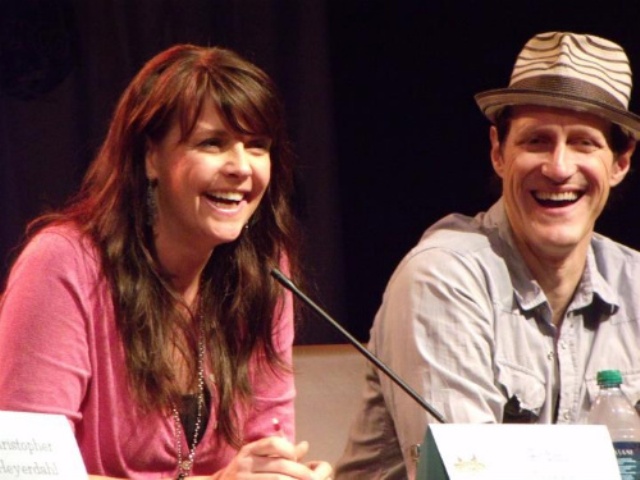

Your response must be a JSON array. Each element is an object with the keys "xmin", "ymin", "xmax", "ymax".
[{"xmin": 586, "ymin": 369, "xmax": 640, "ymax": 480}]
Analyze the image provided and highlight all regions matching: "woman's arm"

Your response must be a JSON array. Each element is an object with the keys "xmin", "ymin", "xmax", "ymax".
[{"xmin": 0, "ymin": 229, "xmax": 92, "ymax": 421}]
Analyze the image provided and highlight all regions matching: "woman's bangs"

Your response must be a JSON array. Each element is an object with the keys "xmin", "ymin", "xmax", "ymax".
[
  {"xmin": 216, "ymin": 75, "xmax": 274, "ymax": 138},
  {"xmin": 174, "ymin": 74, "xmax": 211, "ymax": 141},
  {"xmin": 164, "ymin": 64, "xmax": 278, "ymax": 143}
]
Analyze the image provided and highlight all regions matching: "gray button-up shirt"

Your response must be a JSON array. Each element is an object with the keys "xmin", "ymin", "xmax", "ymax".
[{"xmin": 335, "ymin": 199, "xmax": 640, "ymax": 479}]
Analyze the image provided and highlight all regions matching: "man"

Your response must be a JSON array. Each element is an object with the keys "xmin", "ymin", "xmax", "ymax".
[{"xmin": 334, "ymin": 31, "xmax": 640, "ymax": 479}]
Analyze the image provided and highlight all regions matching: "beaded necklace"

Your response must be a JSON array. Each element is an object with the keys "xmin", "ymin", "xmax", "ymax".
[{"xmin": 172, "ymin": 332, "xmax": 206, "ymax": 480}]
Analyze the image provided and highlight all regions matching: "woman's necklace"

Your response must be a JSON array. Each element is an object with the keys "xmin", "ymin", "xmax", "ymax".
[{"xmin": 173, "ymin": 331, "xmax": 206, "ymax": 480}]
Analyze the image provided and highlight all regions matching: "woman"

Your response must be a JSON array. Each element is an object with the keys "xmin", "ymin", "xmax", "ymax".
[{"xmin": 0, "ymin": 44, "xmax": 332, "ymax": 480}]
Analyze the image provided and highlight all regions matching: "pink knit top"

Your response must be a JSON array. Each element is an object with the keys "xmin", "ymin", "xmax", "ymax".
[{"xmin": 0, "ymin": 225, "xmax": 295, "ymax": 478}]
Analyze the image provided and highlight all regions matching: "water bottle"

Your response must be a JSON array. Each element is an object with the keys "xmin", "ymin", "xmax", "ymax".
[{"xmin": 586, "ymin": 369, "xmax": 640, "ymax": 480}]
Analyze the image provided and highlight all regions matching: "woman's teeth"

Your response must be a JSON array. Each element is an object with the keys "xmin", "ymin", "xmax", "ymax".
[{"xmin": 206, "ymin": 191, "xmax": 244, "ymax": 204}]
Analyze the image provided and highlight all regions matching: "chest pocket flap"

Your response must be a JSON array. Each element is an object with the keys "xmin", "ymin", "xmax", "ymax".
[{"xmin": 496, "ymin": 361, "xmax": 546, "ymax": 422}]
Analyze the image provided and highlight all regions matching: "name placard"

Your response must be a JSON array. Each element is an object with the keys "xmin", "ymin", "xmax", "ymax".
[
  {"xmin": 0, "ymin": 410, "xmax": 87, "ymax": 479},
  {"xmin": 417, "ymin": 423, "xmax": 620, "ymax": 480}
]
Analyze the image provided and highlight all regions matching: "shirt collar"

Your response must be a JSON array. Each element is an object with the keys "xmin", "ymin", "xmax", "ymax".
[{"xmin": 485, "ymin": 198, "xmax": 619, "ymax": 315}]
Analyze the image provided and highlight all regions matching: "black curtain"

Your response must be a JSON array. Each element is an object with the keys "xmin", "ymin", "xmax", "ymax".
[
  {"xmin": 326, "ymin": 1, "xmax": 640, "ymax": 340},
  {"xmin": 0, "ymin": 0, "xmax": 346, "ymax": 344},
  {"xmin": 2, "ymin": 0, "xmax": 640, "ymax": 344}
]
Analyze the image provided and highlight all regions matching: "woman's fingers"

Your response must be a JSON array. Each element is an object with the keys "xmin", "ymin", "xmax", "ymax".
[
  {"xmin": 306, "ymin": 460, "xmax": 333, "ymax": 480},
  {"xmin": 226, "ymin": 437, "xmax": 331, "ymax": 479},
  {"xmin": 233, "ymin": 437, "xmax": 316, "ymax": 478},
  {"xmin": 293, "ymin": 440, "xmax": 310, "ymax": 461},
  {"xmin": 242, "ymin": 436, "xmax": 298, "ymax": 460},
  {"xmin": 247, "ymin": 455, "xmax": 316, "ymax": 478}
]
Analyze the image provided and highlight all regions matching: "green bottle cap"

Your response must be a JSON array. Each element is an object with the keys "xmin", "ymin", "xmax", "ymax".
[{"xmin": 597, "ymin": 369, "xmax": 623, "ymax": 386}]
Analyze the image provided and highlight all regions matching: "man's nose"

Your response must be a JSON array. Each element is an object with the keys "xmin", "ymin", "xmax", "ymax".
[{"xmin": 541, "ymin": 144, "xmax": 577, "ymax": 182}]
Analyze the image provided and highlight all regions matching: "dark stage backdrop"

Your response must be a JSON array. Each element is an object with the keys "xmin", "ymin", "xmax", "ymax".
[{"xmin": 2, "ymin": 0, "xmax": 640, "ymax": 344}]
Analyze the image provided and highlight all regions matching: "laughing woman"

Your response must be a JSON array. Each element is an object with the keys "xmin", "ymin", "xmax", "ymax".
[{"xmin": 0, "ymin": 44, "xmax": 332, "ymax": 480}]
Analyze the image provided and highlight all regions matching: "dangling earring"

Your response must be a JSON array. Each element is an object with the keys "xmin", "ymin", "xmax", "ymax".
[
  {"xmin": 146, "ymin": 178, "xmax": 158, "ymax": 226},
  {"xmin": 245, "ymin": 212, "xmax": 259, "ymax": 231}
]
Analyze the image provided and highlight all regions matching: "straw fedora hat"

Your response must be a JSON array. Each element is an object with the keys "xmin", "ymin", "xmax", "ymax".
[{"xmin": 475, "ymin": 31, "xmax": 640, "ymax": 139}]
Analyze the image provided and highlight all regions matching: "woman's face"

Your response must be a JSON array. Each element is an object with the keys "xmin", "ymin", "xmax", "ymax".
[{"xmin": 145, "ymin": 98, "xmax": 272, "ymax": 258}]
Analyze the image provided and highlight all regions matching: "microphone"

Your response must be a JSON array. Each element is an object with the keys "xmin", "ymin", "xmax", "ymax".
[{"xmin": 270, "ymin": 267, "xmax": 446, "ymax": 424}]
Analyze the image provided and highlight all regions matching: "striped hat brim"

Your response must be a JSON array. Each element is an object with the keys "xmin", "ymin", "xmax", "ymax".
[
  {"xmin": 475, "ymin": 86, "xmax": 640, "ymax": 140},
  {"xmin": 475, "ymin": 32, "xmax": 640, "ymax": 139}
]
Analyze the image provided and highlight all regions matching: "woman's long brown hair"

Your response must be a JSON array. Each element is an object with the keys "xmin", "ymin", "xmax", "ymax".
[{"xmin": 26, "ymin": 44, "xmax": 301, "ymax": 447}]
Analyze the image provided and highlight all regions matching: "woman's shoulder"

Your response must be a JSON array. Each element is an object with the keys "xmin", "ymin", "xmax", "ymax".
[
  {"xmin": 14, "ymin": 223, "xmax": 102, "ymax": 279},
  {"xmin": 27, "ymin": 222, "xmax": 94, "ymax": 251}
]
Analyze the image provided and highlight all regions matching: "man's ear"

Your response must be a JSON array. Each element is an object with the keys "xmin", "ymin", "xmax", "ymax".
[
  {"xmin": 489, "ymin": 126, "xmax": 505, "ymax": 179},
  {"xmin": 610, "ymin": 138, "xmax": 635, "ymax": 187}
]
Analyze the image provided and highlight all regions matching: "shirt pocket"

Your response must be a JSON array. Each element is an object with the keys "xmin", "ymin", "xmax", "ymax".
[
  {"xmin": 585, "ymin": 370, "xmax": 640, "ymax": 412},
  {"xmin": 496, "ymin": 360, "xmax": 547, "ymax": 423}
]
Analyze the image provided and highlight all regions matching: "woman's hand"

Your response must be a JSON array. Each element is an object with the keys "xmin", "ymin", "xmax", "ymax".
[
  {"xmin": 88, "ymin": 439, "xmax": 333, "ymax": 480},
  {"xmin": 301, "ymin": 458, "xmax": 333, "ymax": 480},
  {"xmin": 211, "ymin": 436, "xmax": 333, "ymax": 479}
]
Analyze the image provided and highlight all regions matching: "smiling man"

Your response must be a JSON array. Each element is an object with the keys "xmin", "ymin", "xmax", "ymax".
[{"xmin": 335, "ymin": 32, "xmax": 640, "ymax": 479}]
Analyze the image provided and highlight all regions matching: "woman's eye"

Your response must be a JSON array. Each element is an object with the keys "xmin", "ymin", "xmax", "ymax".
[
  {"xmin": 246, "ymin": 138, "xmax": 272, "ymax": 152},
  {"xmin": 200, "ymin": 137, "xmax": 224, "ymax": 148}
]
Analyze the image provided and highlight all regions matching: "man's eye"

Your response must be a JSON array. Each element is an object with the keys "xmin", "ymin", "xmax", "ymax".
[
  {"xmin": 572, "ymin": 138, "xmax": 598, "ymax": 148},
  {"xmin": 515, "ymin": 135, "xmax": 551, "ymax": 152},
  {"xmin": 566, "ymin": 135, "xmax": 604, "ymax": 152},
  {"xmin": 518, "ymin": 136, "xmax": 546, "ymax": 149}
]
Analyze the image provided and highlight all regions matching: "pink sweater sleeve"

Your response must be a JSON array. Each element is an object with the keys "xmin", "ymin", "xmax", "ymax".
[
  {"xmin": 242, "ymin": 285, "xmax": 297, "ymax": 443},
  {"xmin": 0, "ymin": 228, "xmax": 95, "ymax": 425}
]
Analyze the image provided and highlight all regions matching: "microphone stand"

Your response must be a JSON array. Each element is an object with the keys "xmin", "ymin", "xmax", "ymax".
[{"xmin": 271, "ymin": 268, "xmax": 446, "ymax": 424}]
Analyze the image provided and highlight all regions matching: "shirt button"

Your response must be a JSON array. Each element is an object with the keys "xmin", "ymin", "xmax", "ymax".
[
  {"xmin": 547, "ymin": 351, "xmax": 555, "ymax": 360},
  {"xmin": 560, "ymin": 341, "xmax": 567, "ymax": 350},
  {"xmin": 409, "ymin": 444, "xmax": 421, "ymax": 462},
  {"xmin": 563, "ymin": 411, "xmax": 570, "ymax": 421}
]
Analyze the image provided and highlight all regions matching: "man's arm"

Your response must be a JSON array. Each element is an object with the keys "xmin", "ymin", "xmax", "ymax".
[{"xmin": 372, "ymin": 247, "xmax": 505, "ymax": 469}]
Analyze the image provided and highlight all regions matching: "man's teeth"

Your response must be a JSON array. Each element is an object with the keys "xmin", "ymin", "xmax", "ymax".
[{"xmin": 535, "ymin": 191, "xmax": 579, "ymax": 202}]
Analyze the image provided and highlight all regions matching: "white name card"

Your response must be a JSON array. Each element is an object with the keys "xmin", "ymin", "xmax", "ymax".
[
  {"xmin": 417, "ymin": 423, "xmax": 620, "ymax": 480},
  {"xmin": 0, "ymin": 410, "xmax": 87, "ymax": 479}
]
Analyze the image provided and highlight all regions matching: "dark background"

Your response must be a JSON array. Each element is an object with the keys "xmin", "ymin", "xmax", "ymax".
[{"xmin": 2, "ymin": 0, "xmax": 640, "ymax": 344}]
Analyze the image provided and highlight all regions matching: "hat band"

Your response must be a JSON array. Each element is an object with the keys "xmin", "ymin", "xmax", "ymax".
[{"xmin": 509, "ymin": 75, "xmax": 626, "ymax": 110}]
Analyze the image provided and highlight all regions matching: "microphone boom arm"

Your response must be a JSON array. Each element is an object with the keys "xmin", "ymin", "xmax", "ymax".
[{"xmin": 270, "ymin": 268, "xmax": 446, "ymax": 424}]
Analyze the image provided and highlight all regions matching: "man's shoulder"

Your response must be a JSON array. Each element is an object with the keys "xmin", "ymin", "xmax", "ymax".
[
  {"xmin": 413, "ymin": 210, "xmax": 496, "ymax": 255},
  {"xmin": 592, "ymin": 232, "xmax": 640, "ymax": 270}
]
